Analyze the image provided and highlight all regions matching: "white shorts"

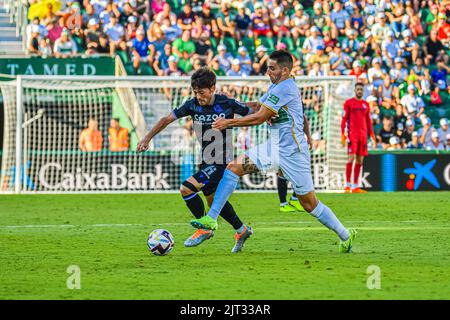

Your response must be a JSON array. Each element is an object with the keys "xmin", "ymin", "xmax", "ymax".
[{"xmin": 245, "ymin": 141, "xmax": 315, "ymax": 195}]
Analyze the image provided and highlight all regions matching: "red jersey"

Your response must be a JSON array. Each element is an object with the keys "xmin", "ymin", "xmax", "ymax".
[{"xmin": 341, "ymin": 97, "xmax": 375, "ymax": 139}]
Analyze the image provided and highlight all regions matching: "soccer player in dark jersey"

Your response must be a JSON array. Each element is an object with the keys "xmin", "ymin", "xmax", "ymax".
[
  {"xmin": 137, "ymin": 67, "xmax": 256, "ymax": 252},
  {"xmin": 341, "ymin": 82, "xmax": 377, "ymax": 193}
]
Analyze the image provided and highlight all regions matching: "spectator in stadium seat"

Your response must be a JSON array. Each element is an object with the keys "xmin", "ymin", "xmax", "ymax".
[
  {"xmin": 154, "ymin": 2, "xmax": 177, "ymax": 25},
  {"xmin": 407, "ymin": 131, "xmax": 422, "ymax": 149},
  {"xmin": 382, "ymin": 30, "xmax": 401, "ymax": 68},
  {"xmin": 389, "ymin": 57, "xmax": 408, "ymax": 98},
  {"xmin": 235, "ymin": 3, "xmax": 252, "ymax": 42},
  {"xmin": 53, "ymin": 29, "xmax": 77, "ymax": 58},
  {"xmin": 322, "ymin": 27, "xmax": 339, "ymax": 53},
  {"xmin": 436, "ymin": 13, "xmax": 450, "ymax": 47},
  {"xmin": 38, "ymin": 38, "xmax": 52, "ymax": 57},
  {"xmin": 302, "ymin": 26, "xmax": 324, "ymax": 61},
  {"xmin": 108, "ymin": 118, "xmax": 129, "ymax": 152},
  {"xmin": 46, "ymin": 19, "xmax": 63, "ymax": 44},
  {"xmin": 424, "ymin": 28, "xmax": 448, "ymax": 66},
  {"xmin": 271, "ymin": 6, "xmax": 291, "ymax": 43},
  {"xmin": 251, "ymin": 2, "xmax": 272, "ymax": 40},
  {"xmin": 151, "ymin": 0, "xmax": 166, "ymax": 16},
  {"xmin": 418, "ymin": 116, "xmax": 433, "ymax": 146},
  {"xmin": 290, "ymin": 3, "xmax": 310, "ymax": 40},
  {"xmin": 193, "ymin": 32, "xmax": 213, "ymax": 65},
  {"xmin": 130, "ymin": 28, "xmax": 152, "ymax": 74},
  {"xmin": 163, "ymin": 55, "xmax": 184, "ymax": 76},
  {"xmin": 177, "ymin": 3, "xmax": 196, "ymax": 32},
  {"xmin": 214, "ymin": 44, "xmax": 233, "ymax": 73},
  {"xmin": 210, "ymin": 57, "xmax": 226, "ymax": 76},
  {"xmin": 399, "ymin": 29, "xmax": 419, "ymax": 64},
  {"xmin": 227, "ymin": 59, "xmax": 247, "ymax": 77},
  {"xmin": 330, "ymin": 1, "xmax": 350, "ymax": 36},
  {"xmin": 216, "ymin": 1, "xmax": 236, "ymax": 39},
  {"xmin": 342, "ymin": 29, "xmax": 360, "ymax": 59},
  {"xmin": 251, "ymin": 45, "xmax": 269, "ymax": 76},
  {"xmin": 153, "ymin": 43, "xmax": 173, "ymax": 75},
  {"xmin": 236, "ymin": 46, "xmax": 252, "ymax": 75},
  {"xmin": 329, "ymin": 42, "xmax": 352, "ymax": 75},
  {"xmin": 377, "ymin": 115, "xmax": 396, "ymax": 149},
  {"xmin": 431, "ymin": 60, "xmax": 450, "ymax": 94},
  {"xmin": 178, "ymin": 50, "xmax": 193, "ymax": 74},
  {"xmin": 188, "ymin": 59, "xmax": 202, "ymax": 76},
  {"xmin": 104, "ymin": 15, "xmax": 124, "ymax": 53},
  {"xmin": 446, "ymin": 133, "xmax": 450, "ymax": 150},
  {"xmin": 27, "ymin": 25, "xmax": 41, "ymax": 55},
  {"xmin": 308, "ymin": 61, "xmax": 324, "ymax": 77},
  {"xmin": 79, "ymin": 119, "xmax": 103, "ymax": 152},
  {"xmin": 307, "ymin": 45, "xmax": 330, "ymax": 69},
  {"xmin": 438, "ymin": 118, "xmax": 449, "ymax": 144},
  {"xmin": 349, "ymin": 6, "xmax": 365, "ymax": 34},
  {"xmin": 401, "ymin": 84, "xmax": 425, "ymax": 120},
  {"xmin": 403, "ymin": 119, "xmax": 415, "ymax": 145},
  {"xmin": 160, "ymin": 17, "xmax": 182, "ymax": 42},
  {"xmin": 412, "ymin": 58, "xmax": 431, "ymax": 95},
  {"xmin": 82, "ymin": 3, "xmax": 98, "ymax": 27},
  {"xmin": 378, "ymin": 75, "xmax": 394, "ymax": 109},
  {"xmin": 371, "ymin": 12, "xmax": 391, "ymax": 45},
  {"xmin": 426, "ymin": 130, "xmax": 446, "ymax": 150},
  {"xmin": 191, "ymin": 17, "xmax": 211, "ymax": 40},
  {"xmin": 124, "ymin": 16, "xmax": 138, "ymax": 41},
  {"xmin": 27, "ymin": 16, "xmax": 48, "ymax": 41},
  {"xmin": 149, "ymin": 29, "xmax": 167, "ymax": 57},
  {"xmin": 387, "ymin": 135, "xmax": 402, "ymax": 150},
  {"xmin": 84, "ymin": 18, "xmax": 101, "ymax": 47},
  {"xmin": 360, "ymin": 30, "xmax": 381, "ymax": 59},
  {"xmin": 349, "ymin": 60, "xmax": 366, "ymax": 80},
  {"xmin": 310, "ymin": 2, "xmax": 327, "ymax": 33},
  {"xmin": 172, "ymin": 30, "xmax": 195, "ymax": 59},
  {"xmin": 367, "ymin": 57, "xmax": 386, "ymax": 88},
  {"xmin": 199, "ymin": 3, "xmax": 219, "ymax": 40}
]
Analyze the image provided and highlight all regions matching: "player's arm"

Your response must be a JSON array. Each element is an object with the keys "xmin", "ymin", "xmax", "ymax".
[
  {"xmin": 245, "ymin": 101, "xmax": 261, "ymax": 114},
  {"xmin": 213, "ymin": 105, "xmax": 275, "ymax": 129},
  {"xmin": 303, "ymin": 114, "xmax": 312, "ymax": 149},
  {"xmin": 136, "ymin": 112, "xmax": 177, "ymax": 152},
  {"xmin": 341, "ymin": 100, "xmax": 350, "ymax": 146},
  {"xmin": 366, "ymin": 107, "xmax": 377, "ymax": 148}
]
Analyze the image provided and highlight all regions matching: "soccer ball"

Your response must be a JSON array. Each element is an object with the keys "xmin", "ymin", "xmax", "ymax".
[{"xmin": 147, "ymin": 229, "xmax": 174, "ymax": 256}]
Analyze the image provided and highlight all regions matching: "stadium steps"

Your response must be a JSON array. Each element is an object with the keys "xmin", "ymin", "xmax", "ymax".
[{"xmin": 0, "ymin": 9, "xmax": 25, "ymax": 55}]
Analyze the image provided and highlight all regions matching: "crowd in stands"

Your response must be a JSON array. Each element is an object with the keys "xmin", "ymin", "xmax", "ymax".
[{"xmin": 26, "ymin": 0, "xmax": 450, "ymax": 151}]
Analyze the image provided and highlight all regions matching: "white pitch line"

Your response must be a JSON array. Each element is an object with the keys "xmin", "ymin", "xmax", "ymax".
[{"xmin": 0, "ymin": 220, "xmax": 446, "ymax": 231}]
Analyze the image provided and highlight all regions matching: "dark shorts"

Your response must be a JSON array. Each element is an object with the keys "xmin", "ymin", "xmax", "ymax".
[{"xmin": 191, "ymin": 164, "xmax": 227, "ymax": 196}]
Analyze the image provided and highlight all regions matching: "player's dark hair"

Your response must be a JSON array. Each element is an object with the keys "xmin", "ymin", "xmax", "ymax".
[
  {"xmin": 355, "ymin": 82, "xmax": 364, "ymax": 88},
  {"xmin": 191, "ymin": 67, "xmax": 216, "ymax": 90},
  {"xmin": 269, "ymin": 50, "xmax": 294, "ymax": 71}
]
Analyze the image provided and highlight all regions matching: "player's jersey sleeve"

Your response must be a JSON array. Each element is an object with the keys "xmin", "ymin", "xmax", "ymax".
[
  {"xmin": 259, "ymin": 83, "xmax": 292, "ymax": 114},
  {"xmin": 341, "ymin": 99, "xmax": 350, "ymax": 134},
  {"xmin": 228, "ymin": 98, "xmax": 251, "ymax": 116},
  {"xmin": 172, "ymin": 99, "xmax": 194, "ymax": 119}
]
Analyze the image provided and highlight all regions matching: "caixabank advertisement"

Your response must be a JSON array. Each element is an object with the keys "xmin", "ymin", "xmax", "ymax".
[{"xmin": 364, "ymin": 153, "xmax": 450, "ymax": 191}]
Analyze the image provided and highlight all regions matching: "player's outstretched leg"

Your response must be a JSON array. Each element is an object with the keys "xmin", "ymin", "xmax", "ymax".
[
  {"xmin": 180, "ymin": 179, "xmax": 214, "ymax": 247},
  {"xmin": 298, "ymin": 191, "xmax": 357, "ymax": 253},
  {"xmin": 191, "ymin": 155, "xmax": 258, "ymax": 230}
]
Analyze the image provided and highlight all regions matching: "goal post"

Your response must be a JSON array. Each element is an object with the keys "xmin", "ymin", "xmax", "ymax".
[{"xmin": 0, "ymin": 75, "xmax": 355, "ymax": 194}]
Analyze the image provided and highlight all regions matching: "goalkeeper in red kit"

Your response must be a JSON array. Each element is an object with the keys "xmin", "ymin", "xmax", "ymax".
[{"xmin": 341, "ymin": 82, "xmax": 377, "ymax": 193}]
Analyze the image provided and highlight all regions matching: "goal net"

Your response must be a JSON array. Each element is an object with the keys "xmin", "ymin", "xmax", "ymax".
[{"xmin": 0, "ymin": 76, "xmax": 355, "ymax": 193}]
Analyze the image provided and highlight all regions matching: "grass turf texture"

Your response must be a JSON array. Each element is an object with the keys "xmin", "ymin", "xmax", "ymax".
[{"xmin": 1, "ymin": 192, "xmax": 449, "ymax": 300}]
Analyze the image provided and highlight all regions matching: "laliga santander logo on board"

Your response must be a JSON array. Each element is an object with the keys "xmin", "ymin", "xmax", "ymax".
[{"xmin": 403, "ymin": 159, "xmax": 440, "ymax": 190}]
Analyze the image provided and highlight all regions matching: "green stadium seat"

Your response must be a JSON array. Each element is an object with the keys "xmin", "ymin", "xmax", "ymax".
[
  {"xmin": 297, "ymin": 36, "xmax": 306, "ymax": 49},
  {"xmin": 139, "ymin": 63, "xmax": 155, "ymax": 76},
  {"xmin": 241, "ymin": 37, "xmax": 255, "ymax": 56},
  {"xmin": 258, "ymin": 36, "xmax": 275, "ymax": 52},
  {"xmin": 222, "ymin": 37, "xmax": 237, "ymax": 55},
  {"xmin": 116, "ymin": 50, "xmax": 130, "ymax": 65},
  {"xmin": 210, "ymin": 37, "xmax": 218, "ymax": 54},
  {"xmin": 124, "ymin": 62, "xmax": 136, "ymax": 75},
  {"xmin": 281, "ymin": 37, "xmax": 295, "ymax": 52},
  {"xmin": 72, "ymin": 36, "xmax": 84, "ymax": 53}
]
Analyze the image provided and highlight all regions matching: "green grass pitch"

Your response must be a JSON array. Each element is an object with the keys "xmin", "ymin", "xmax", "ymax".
[{"xmin": 1, "ymin": 192, "xmax": 449, "ymax": 300}]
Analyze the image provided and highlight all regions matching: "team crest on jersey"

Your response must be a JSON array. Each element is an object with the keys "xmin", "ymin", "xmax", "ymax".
[{"xmin": 268, "ymin": 94, "xmax": 280, "ymax": 105}]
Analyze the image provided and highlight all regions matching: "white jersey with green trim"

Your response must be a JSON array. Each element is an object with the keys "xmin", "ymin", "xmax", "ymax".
[{"xmin": 259, "ymin": 77, "xmax": 306, "ymax": 154}]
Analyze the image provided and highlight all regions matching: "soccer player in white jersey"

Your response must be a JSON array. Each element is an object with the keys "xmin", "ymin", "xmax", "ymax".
[{"xmin": 191, "ymin": 50, "xmax": 357, "ymax": 253}]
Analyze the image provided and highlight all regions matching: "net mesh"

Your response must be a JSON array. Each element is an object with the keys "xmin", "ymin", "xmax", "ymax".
[{"xmin": 0, "ymin": 76, "xmax": 354, "ymax": 193}]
